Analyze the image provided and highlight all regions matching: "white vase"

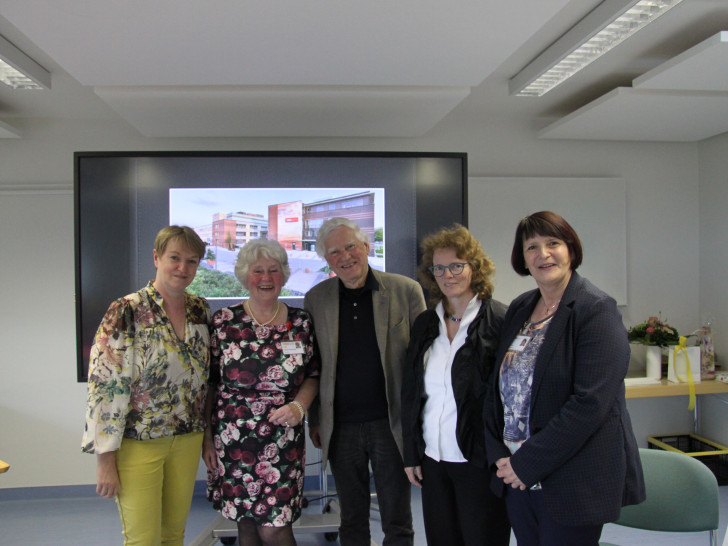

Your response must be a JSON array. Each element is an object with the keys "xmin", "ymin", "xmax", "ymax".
[{"xmin": 645, "ymin": 345, "xmax": 662, "ymax": 379}]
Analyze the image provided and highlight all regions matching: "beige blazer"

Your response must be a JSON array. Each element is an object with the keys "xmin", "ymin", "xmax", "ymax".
[{"xmin": 303, "ymin": 268, "xmax": 425, "ymax": 467}]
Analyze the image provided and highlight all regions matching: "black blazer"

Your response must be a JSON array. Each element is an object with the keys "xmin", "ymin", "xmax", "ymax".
[{"xmin": 484, "ymin": 272, "xmax": 645, "ymax": 526}]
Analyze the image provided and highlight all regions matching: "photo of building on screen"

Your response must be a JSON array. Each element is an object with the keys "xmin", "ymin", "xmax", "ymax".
[{"xmin": 174, "ymin": 189, "xmax": 384, "ymax": 299}]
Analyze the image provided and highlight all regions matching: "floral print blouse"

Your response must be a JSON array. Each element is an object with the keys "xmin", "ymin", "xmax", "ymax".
[{"xmin": 82, "ymin": 282, "xmax": 210, "ymax": 454}]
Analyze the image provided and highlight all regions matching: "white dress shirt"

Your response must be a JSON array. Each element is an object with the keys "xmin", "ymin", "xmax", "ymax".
[{"xmin": 421, "ymin": 295, "xmax": 480, "ymax": 463}]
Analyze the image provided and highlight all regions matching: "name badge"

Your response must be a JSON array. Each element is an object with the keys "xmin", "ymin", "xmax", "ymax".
[
  {"xmin": 281, "ymin": 340, "xmax": 305, "ymax": 355},
  {"xmin": 508, "ymin": 334, "xmax": 531, "ymax": 352}
]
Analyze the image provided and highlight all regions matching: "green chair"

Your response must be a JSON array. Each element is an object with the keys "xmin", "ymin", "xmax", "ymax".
[{"xmin": 601, "ymin": 447, "xmax": 720, "ymax": 545}]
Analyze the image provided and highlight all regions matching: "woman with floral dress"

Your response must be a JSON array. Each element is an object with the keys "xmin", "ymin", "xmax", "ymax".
[
  {"xmin": 82, "ymin": 225, "xmax": 210, "ymax": 545},
  {"xmin": 203, "ymin": 238, "xmax": 319, "ymax": 546}
]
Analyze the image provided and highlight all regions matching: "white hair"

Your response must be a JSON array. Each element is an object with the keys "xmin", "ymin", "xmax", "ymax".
[
  {"xmin": 234, "ymin": 239, "xmax": 291, "ymax": 288},
  {"xmin": 315, "ymin": 217, "xmax": 370, "ymax": 257}
]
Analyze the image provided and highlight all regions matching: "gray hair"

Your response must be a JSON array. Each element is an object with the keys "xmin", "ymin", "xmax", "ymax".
[
  {"xmin": 234, "ymin": 239, "xmax": 291, "ymax": 288},
  {"xmin": 315, "ymin": 217, "xmax": 370, "ymax": 258}
]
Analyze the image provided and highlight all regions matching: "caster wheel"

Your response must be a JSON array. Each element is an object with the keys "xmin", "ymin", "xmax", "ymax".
[
  {"xmin": 220, "ymin": 537, "xmax": 237, "ymax": 545},
  {"xmin": 324, "ymin": 532, "xmax": 338, "ymax": 542}
]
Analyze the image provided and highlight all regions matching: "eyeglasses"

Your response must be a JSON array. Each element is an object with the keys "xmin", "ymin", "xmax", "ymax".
[{"xmin": 428, "ymin": 262, "xmax": 469, "ymax": 277}]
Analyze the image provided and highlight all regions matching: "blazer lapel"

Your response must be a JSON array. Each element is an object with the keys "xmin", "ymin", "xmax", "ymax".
[
  {"xmin": 530, "ymin": 273, "xmax": 581, "ymax": 398},
  {"xmin": 321, "ymin": 280, "xmax": 340, "ymax": 366},
  {"xmin": 371, "ymin": 273, "xmax": 390, "ymax": 363}
]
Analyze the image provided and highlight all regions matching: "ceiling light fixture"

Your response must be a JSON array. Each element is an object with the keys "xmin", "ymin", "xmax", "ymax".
[
  {"xmin": 509, "ymin": 0, "xmax": 684, "ymax": 97},
  {"xmin": 0, "ymin": 33, "xmax": 51, "ymax": 89}
]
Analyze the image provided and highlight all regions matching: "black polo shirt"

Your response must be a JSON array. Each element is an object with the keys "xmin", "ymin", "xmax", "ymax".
[{"xmin": 334, "ymin": 269, "xmax": 389, "ymax": 423}]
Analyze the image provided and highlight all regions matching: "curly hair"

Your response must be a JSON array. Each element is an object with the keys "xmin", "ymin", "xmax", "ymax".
[{"xmin": 418, "ymin": 224, "xmax": 495, "ymax": 309}]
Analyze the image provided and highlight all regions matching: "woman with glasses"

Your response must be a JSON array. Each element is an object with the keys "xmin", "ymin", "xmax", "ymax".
[{"xmin": 401, "ymin": 224, "xmax": 511, "ymax": 546}]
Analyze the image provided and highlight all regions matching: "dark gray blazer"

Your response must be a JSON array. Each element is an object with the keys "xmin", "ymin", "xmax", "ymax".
[
  {"xmin": 485, "ymin": 272, "xmax": 645, "ymax": 526},
  {"xmin": 304, "ymin": 268, "xmax": 426, "ymax": 467}
]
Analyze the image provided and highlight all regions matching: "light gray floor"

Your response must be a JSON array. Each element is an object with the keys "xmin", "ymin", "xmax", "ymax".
[{"xmin": 1, "ymin": 482, "xmax": 727, "ymax": 545}]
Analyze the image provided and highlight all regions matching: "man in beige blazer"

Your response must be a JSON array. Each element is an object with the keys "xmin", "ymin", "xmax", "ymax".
[{"xmin": 304, "ymin": 217, "xmax": 425, "ymax": 546}]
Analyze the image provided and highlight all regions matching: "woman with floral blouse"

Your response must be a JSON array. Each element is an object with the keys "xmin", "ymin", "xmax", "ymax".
[
  {"xmin": 202, "ymin": 238, "xmax": 319, "ymax": 546},
  {"xmin": 82, "ymin": 225, "xmax": 210, "ymax": 545}
]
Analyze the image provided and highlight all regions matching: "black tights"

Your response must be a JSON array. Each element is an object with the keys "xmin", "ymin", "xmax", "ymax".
[{"xmin": 236, "ymin": 519, "xmax": 297, "ymax": 546}]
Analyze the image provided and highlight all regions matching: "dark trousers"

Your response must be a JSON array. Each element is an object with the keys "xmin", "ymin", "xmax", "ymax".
[
  {"xmin": 328, "ymin": 418, "xmax": 414, "ymax": 546},
  {"xmin": 421, "ymin": 455, "xmax": 510, "ymax": 546},
  {"xmin": 505, "ymin": 487, "xmax": 603, "ymax": 546}
]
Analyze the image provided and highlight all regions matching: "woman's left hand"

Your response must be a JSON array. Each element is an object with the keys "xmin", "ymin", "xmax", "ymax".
[
  {"xmin": 496, "ymin": 457, "xmax": 527, "ymax": 490},
  {"xmin": 202, "ymin": 433, "xmax": 217, "ymax": 473},
  {"xmin": 269, "ymin": 402, "xmax": 304, "ymax": 428}
]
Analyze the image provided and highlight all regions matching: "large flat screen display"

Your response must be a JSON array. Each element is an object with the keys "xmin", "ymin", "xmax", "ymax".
[{"xmin": 74, "ymin": 151, "xmax": 467, "ymax": 381}]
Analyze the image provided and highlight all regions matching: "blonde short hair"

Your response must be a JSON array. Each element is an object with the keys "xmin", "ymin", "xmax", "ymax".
[{"xmin": 154, "ymin": 225, "xmax": 206, "ymax": 260}]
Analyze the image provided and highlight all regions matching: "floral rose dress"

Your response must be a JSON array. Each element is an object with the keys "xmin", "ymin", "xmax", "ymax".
[{"xmin": 206, "ymin": 304, "xmax": 319, "ymax": 526}]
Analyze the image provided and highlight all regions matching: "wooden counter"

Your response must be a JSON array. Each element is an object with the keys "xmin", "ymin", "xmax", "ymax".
[{"xmin": 626, "ymin": 379, "xmax": 728, "ymax": 399}]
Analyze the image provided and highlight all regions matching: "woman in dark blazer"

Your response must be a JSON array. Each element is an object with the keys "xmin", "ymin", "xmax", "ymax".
[
  {"xmin": 484, "ymin": 211, "xmax": 645, "ymax": 546},
  {"xmin": 402, "ymin": 224, "xmax": 510, "ymax": 546}
]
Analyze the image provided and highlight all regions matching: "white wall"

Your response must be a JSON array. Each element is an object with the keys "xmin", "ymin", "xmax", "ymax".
[
  {"xmin": 697, "ymin": 131, "xmax": 728, "ymax": 447},
  {"xmin": 0, "ymin": 111, "xmax": 718, "ymax": 490}
]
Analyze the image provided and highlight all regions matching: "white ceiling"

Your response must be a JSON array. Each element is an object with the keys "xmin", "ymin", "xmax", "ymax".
[
  {"xmin": 1, "ymin": 0, "xmax": 728, "ymax": 141},
  {"xmin": 540, "ymin": 29, "xmax": 728, "ymax": 141}
]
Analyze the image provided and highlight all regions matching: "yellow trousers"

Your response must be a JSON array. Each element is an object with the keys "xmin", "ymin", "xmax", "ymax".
[{"xmin": 115, "ymin": 432, "xmax": 203, "ymax": 546}]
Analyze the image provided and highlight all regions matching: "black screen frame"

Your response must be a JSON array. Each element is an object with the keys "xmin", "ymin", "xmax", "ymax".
[{"xmin": 74, "ymin": 150, "xmax": 468, "ymax": 381}]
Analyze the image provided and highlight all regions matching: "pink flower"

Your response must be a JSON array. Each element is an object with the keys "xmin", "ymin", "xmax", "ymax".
[
  {"xmin": 250, "ymin": 400, "xmax": 268, "ymax": 416},
  {"xmin": 253, "ymin": 501, "xmax": 270, "ymax": 516},
  {"xmin": 246, "ymin": 480, "xmax": 262, "ymax": 497},
  {"xmin": 259, "ymin": 346, "xmax": 277, "ymax": 360},
  {"xmin": 264, "ymin": 467, "xmax": 281, "ymax": 484},
  {"xmin": 263, "ymin": 443, "xmax": 279, "ymax": 460},
  {"xmin": 214, "ymin": 308, "xmax": 234, "ymax": 325},
  {"xmin": 221, "ymin": 501, "xmax": 237, "ymax": 519},
  {"xmin": 255, "ymin": 325, "xmax": 272, "ymax": 339},
  {"xmin": 223, "ymin": 343, "xmax": 243, "ymax": 362}
]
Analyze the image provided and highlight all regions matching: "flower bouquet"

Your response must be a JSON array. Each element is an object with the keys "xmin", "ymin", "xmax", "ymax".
[{"xmin": 628, "ymin": 314, "xmax": 679, "ymax": 347}]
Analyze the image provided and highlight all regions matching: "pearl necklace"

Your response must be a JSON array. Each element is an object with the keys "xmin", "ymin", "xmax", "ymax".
[{"xmin": 246, "ymin": 300, "xmax": 280, "ymax": 326}]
